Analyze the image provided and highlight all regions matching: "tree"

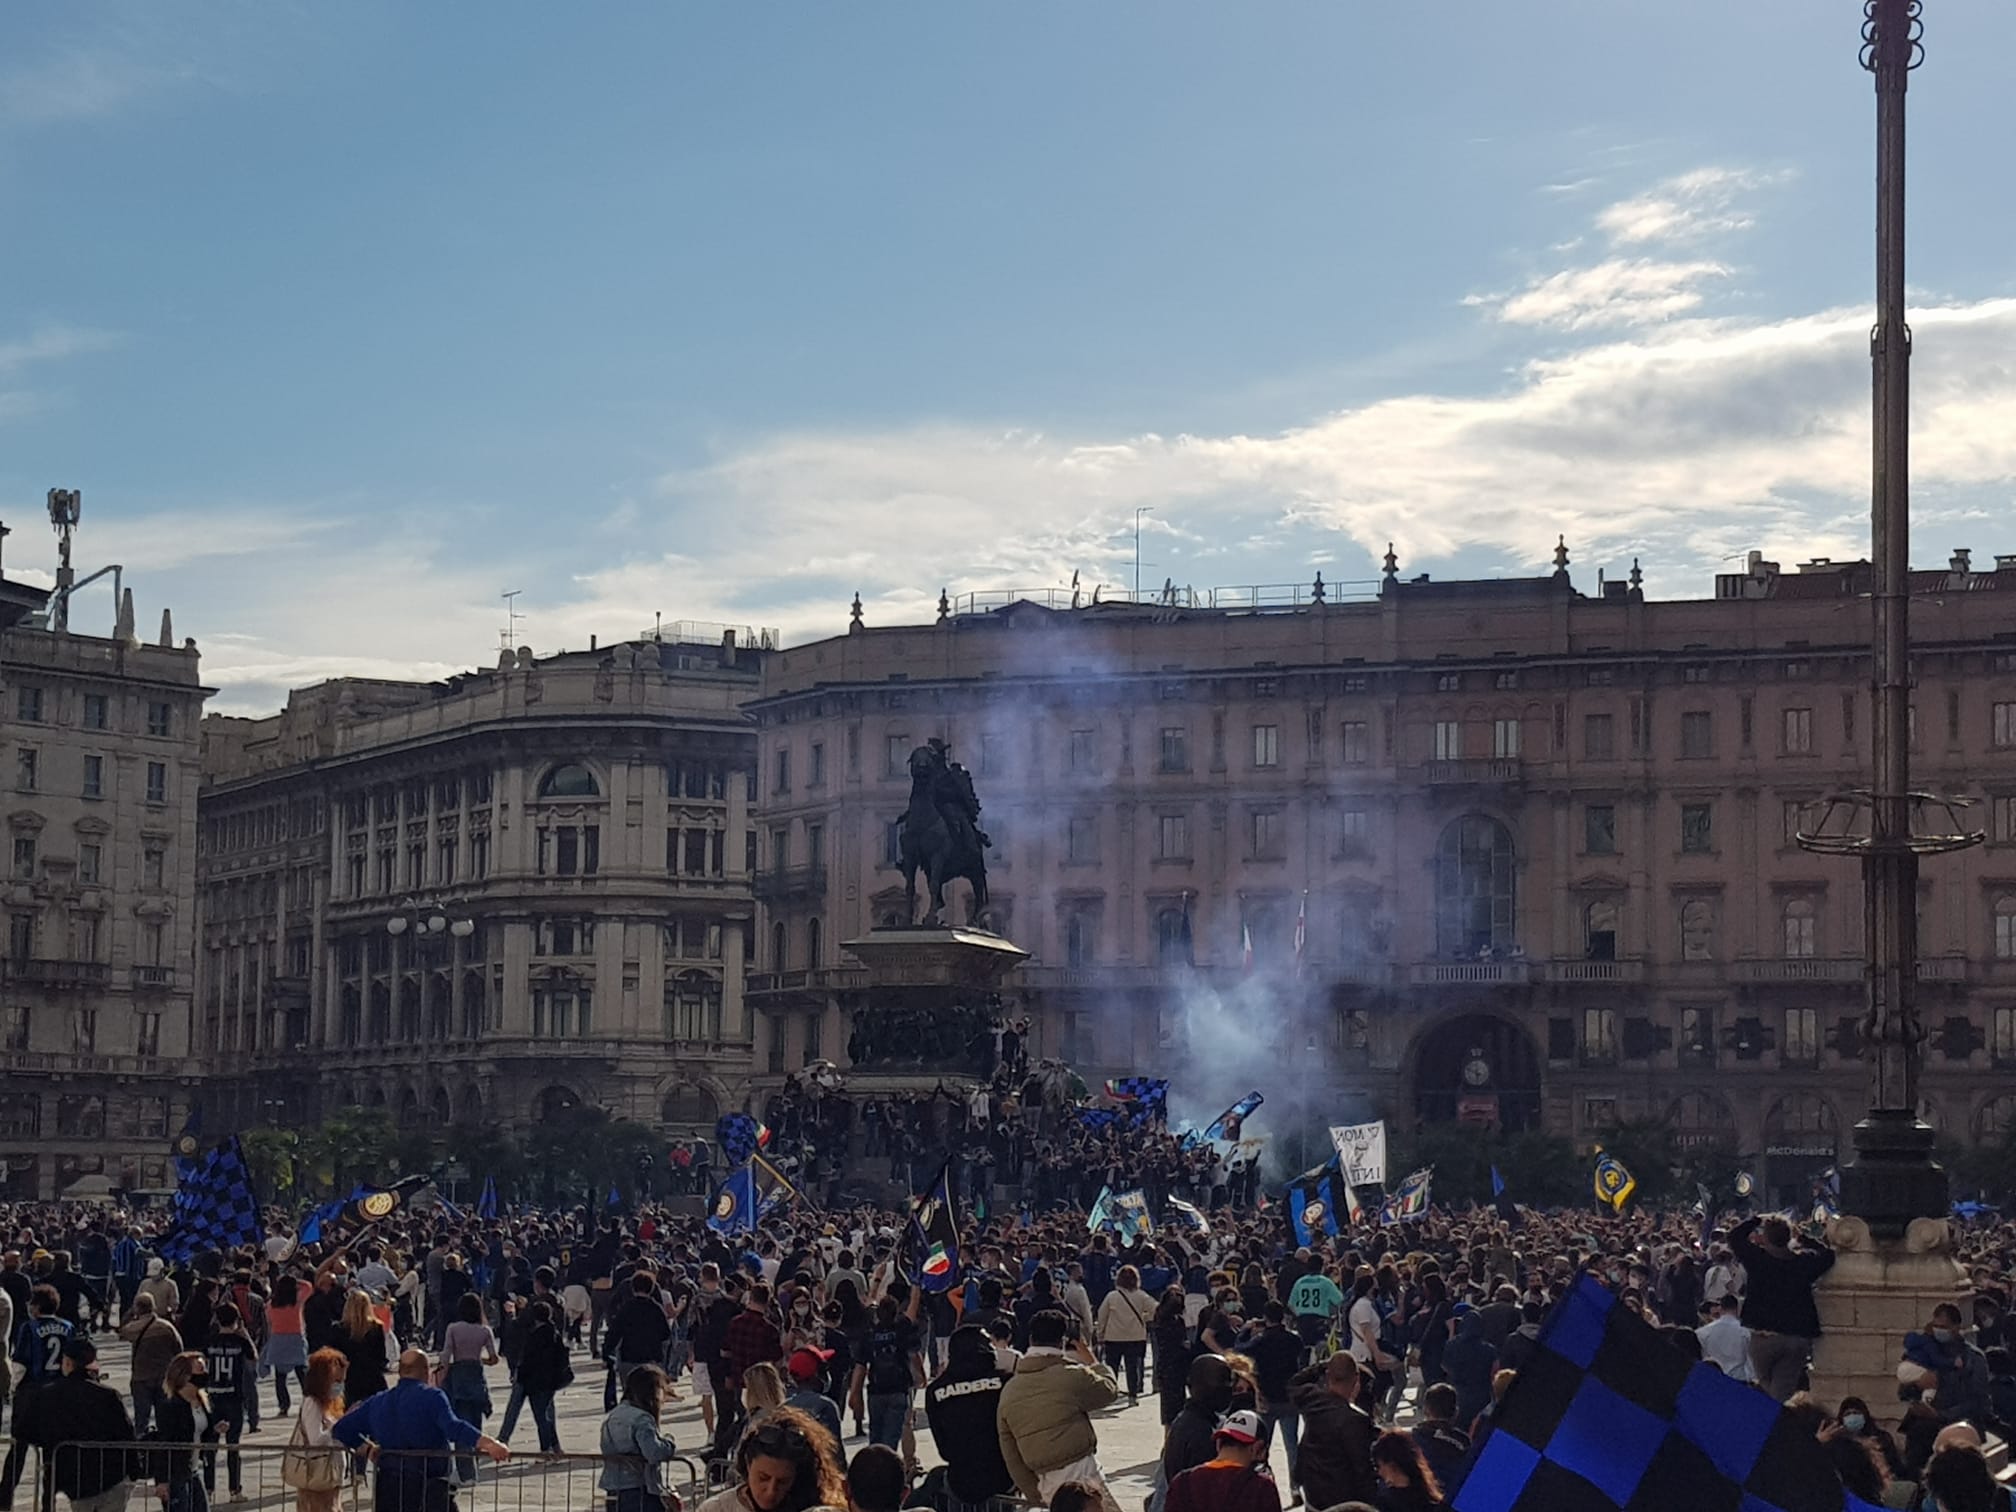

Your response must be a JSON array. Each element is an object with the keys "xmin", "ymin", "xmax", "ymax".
[
  {"xmin": 240, "ymin": 1128, "xmax": 299, "ymax": 1198},
  {"xmin": 296, "ymin": 1108, "xmax": 396, "ymax": 1198},
  {"xmin": 522, "ymin": 1107, "xmax": 659, "ymax": 1204}
]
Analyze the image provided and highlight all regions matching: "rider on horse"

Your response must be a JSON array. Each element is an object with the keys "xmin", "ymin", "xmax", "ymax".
[{"xmin": 923, "ymin": 737, "xmax": 991, "ymax": 854}]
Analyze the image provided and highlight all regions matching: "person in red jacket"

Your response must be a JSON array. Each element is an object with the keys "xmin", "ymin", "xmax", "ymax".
[{"xmin": 1166, "ymin": 1410, "xmax": 1282, "ymax": 1512}]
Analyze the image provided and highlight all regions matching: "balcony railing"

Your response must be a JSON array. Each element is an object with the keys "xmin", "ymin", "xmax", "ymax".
[
  {"xmin": 747, "ymin": 967, "xmax": 868, "ymax": 995},
  {"xmin": 6, "ymin": 959, "xmax": 112, "ymax": 988},
  {"xmin": 1539, "ymin": 960, "xmax": 1647, "ymax": 984},
  {"xmin": 1407, "ymin": 961, "xmax": 1532, "ymax": 986},
  {"xmin": 1729, "ymin": 958, "xmax": 1865, "ymax": 983},
  {"xmin": 132, "ymin": 965, "xmax": 175, "ymax": 989},
  {"xmin": 751, "ymin": 866, "xmax": 828, "ymax": 901},
  {"xmin": 1423, "ymin": 758, "xmax": 1524, "ymax": 786}
]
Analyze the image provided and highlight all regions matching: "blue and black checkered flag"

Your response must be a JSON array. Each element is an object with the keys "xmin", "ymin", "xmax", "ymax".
[
  {"xmin": 159, "ymin": 1135, "xmax": 264, "ymax": 1264},
  {"xmin": 716, "ymin": 1112, "xmax": 762, "ymax": 1167},
  {"xmin": 1104, "ymin": 1077, "xmax": 1169, "ymax": 1127},
  {"xmin": 1454, "ymin": 1273, "xmax": 1882, "ymax": 1512}
]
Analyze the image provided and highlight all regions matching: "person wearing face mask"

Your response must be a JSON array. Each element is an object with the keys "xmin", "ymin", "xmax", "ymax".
[
  {"xmin": 1906, "ymin": 1304, "xmax": 1993, "ymax": 1440},
  {"xmin": 1833, "ymin": 1395, "xmax": 1904, "ymax": 1481},
  {"xmin": 782, "ymin": 1289, "xmax": 821, "ymax": 1355}
]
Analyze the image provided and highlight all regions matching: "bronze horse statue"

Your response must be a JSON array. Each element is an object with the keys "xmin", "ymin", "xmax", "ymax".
[{"xmin": 898, "ymin": 741, "xmax": 990, "ymax": 926}]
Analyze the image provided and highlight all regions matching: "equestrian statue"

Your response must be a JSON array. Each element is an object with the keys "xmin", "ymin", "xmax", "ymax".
[{"xmin": 897, "ymin": 738, "xmax": 991, "ymax": 926}]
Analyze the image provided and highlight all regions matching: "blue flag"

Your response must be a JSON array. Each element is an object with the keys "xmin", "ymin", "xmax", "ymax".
[
  {"xmin": 1288, "ymin": 1171, "xmax": 1342, "ymax": 1246},
  {"xmin": 1077, "ymin": 1107, "xmax": 1125, "ymax": 1133},
  {"xmin": 1451, "ymin": 1273, "xmax": 1883, "ymax": 1512},
  {"xmin": 477, "ymin": 1175, "xmax": 498, "ymax": 1220},
  {"xmin": 707, "ymin": 1164, "xmax": 759, "ymax": 1235},
  {"xmin": 1183, "ymin": 1090, "xmax": 1263, "ymax": 1150},
  {"xmin": 1165, "ymin": 1197, "xmax": 1209, "ymax": 1234},
  {"xmin": 171, "ymin": 1105, "xmax": 203, "ymax": 1182},
  {"xmin": 160, "ymin": 1136, "xmax": 264, "ymax": 1263},
  {"xmin": 1492, "ymin": 1166, "xmax": 1519, "ymax": 1225},
  {"xmin": 716, "ymin": 1113, "xmax": 764, "ymax": 1167},
  {"xmin": 1087, "ymin": 1185, "xmax": 1114, "ymax": 1233},
  {"xmin": 1110, "ymin": 1189, "xmax": 1153, "ymax": 1242},
  {"xmin": 908, "ymin": 1159, "xmax": 961, "ymax": 1293}
]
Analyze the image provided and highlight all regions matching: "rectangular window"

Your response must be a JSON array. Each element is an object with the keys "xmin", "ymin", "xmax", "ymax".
[
  {"xmin": 1995, "ymin": 703, "xmax": 2016, "ymax": 749},
  {"xmin": 808, "ymin": 742, "xmax": 824, "ymax": 786},
  {"xmin": 1783, "ymin": 1007, "xmax": 1821, "ymax": 1064},
  {"xmin": 1493, "ymin": 719, "xmax": 1520, "ymax": 759},
  {"xmin": 1158, "ymin": 727, "xmax": 1189, "ymax": 773},
  {"xmin": 1434, "ymin": 720, "xmax": 1461, "ymax": 761},
  {"xmin": 884, "ymin": 819, "xmax": 903, "ymax": 868},
  {"xmin": 1783, "ymin": 801, "xmax": 1815, "ymax": 844},
  {"xmin": 1999, "ymin": 796, "xmax": 2016, "ymax": 843},
  {"xmin": 1436, "ymin": 671, "xmax": 1462, "ymax": 692},
  {"xmin": 1679, "ymin": 711, "xmax": 1713, "ymax": 759},
  {"xmin": 1251, "ymin": 725, "xmax": 1279, "ymax": 768},
  {"xmin": 1494, "ymin": 670, "xmax": 1520, "ymax": 691},
  {"xmin": 1339, "ymin": 808, "xmax": 1369, "ymax": 855},
  {"xmin": 803, "ymin": 1012, "xmax": 822, "ymax": 1063},
  {"xmin": 1782, "ymin": 707, "xmax": 1814, "ymax": 754},
  {"xmin": 438, "ymin": 837, "xmax": 456, "ymax": 884},
  {"xmin": 1585, "ymin": 804, "xmax": 1617, "ymax": 855},
  {"xmin": 145, "ymin": 761, "xmax": 167, "ymax": 804},
  {"xmin": 7, "ymin": 913, "xmax": 30, "ymax": 958},
  {"xmin": 1341, "ymin": 721, "xmax": 1369, "ymax": 765},
  {"xmin": 1995, "ymin": 1006, "xmax": 2016, "ymax": 1063},
  {"xmin": 1587, "ymin": 668, "xmax": 1615, "ymax": 687},
  {"xmin": 1680, "ymin": 803, "xmax": 1713, "ymax": 854},
  {"xmin": 1249, "ymin": 807, "xmax": 1283, "ymax": 859},
  {"xmin": 1067, "ymin": 814, "xmax": 1097, "ymax": 864},
  {"xmin": 142, "ymin": 847, "xmax": 164, "ymax": 889},
  {"xmin": 14, "ymin": 687, "xmax": 41, "ymax": 723},
  {"xmin": 1996, "ymin": 904, "xmax": 2016, "ymax": 961},
  {"xmin": 81, "ymin": 694, "xmax": 107, "ymax": 730},
  {"xmin": 469, "ymin": 831, "xmax": 490, "ymax": 880},
  {"xmin": 1783, "ymin": 902, "xmax": 1818, "ymax": 958},
  {"xmin": 1740, "ymin": 696, "xmax": 1754, "ymax": 748},
  {"xmin": 78, "ymin": 843, "xmax": 101, "ymax": 885},
  {"xmin": 406, "ymin": 844, "xmax": 424, "ymax": 889},
  {"xmin": 12, "ymin": 837, "xmax": 34, "ymax": 880},
  {"xmin": 1584, "ymin": 714, "xmax": 1615, "ymax": 760},
  {"xmin": 1582, "ymin": 1008, "xmax": 1618, "ymax": 1062},
  {"xmin": 885, "ymin": 734, "xmax": 910, "ymax": 777},
  {"xmin": 773, "ymin": 748, "xmax": 791, "ymax": 794},
  {"xmin": 770, "ymin": 826, "xmax": 790, "ymax": 872},
  {"xmin": 15, "ymin": 749, "xmax": 36, "ymax": 793},
  {"xmin": 806, "ymin": 823, "xmax": 824, "ymax": 869},
  {"xmin": 1070, "ymin": 728, "xmax": 1098, "ymax": 773},
  {"xmin": 135, "ymin": 1012, "xmax": 160, "ymax": 1058},
  {"xmin": 1842, "ymin": 692, "xmax": 1857, "ymax": 746},
  {"xmin": 1683, "ymin": 664, "xmax": 1710, "ymax": 684},
  {"xmin": 1155, "ymin": 813, "xmax": 1189, "ymax": 861},
  {"xmin": 146, "ymin": 701, "xmax": 172, "ymax": 738},
  {"xmin": 81, "ymin": 754, "xmax": 103, "ymax": 799},
  {"xmin": 557, "ymin": 827, "xmax": 581, "ymax": 876}
]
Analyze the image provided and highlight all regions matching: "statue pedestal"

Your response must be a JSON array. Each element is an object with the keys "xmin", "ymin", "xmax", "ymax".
[
  {"xmin": 838, "ymin": 926, "xmax": 1030, "ymax": 1082},
  {"xmin": 1810, "ymin": 1214, "xmax": 1968, "ymax": 1433}
]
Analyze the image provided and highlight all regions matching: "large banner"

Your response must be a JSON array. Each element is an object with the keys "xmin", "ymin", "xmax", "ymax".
[{"xmin": 1329, "ymin": 1120, "xmax": 1387, "ymax": 1188}]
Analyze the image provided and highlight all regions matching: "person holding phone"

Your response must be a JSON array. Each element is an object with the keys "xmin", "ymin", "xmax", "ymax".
[{"xmin": 997, "ymin": 1309, "xmax": 1121, "ymax": 1511}]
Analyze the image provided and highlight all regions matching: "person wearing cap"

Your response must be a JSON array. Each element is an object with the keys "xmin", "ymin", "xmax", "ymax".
[
  {"xmin": 1163, "ymin": 1409, "xmax": 1280, "ymax": 1512},
  {"xmin": 16, "ymin": 1333, "xmax": 133, "ymax": 1512},
  {"xmin": 784, "ymin": 1347, "xmax": 844, "ymax": 1448}
]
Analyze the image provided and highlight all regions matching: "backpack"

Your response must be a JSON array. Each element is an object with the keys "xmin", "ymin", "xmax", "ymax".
[{"xmin": 867, "ymin": 1325, "xmax": 910, "ymax": 1393}]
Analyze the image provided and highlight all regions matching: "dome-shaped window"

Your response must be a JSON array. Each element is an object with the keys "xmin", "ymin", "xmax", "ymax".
[{"xmin": 538, "ymin": 764, "xmax": 600, "ymax": 799}]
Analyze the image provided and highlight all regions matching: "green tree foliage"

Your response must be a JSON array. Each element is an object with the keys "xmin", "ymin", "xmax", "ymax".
[{"xmin": 521, "ymin": 1106, "xmax": 658, "ymax": 1204}]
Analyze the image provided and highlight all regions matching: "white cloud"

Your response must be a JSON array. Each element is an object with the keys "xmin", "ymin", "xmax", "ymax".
[
  {"xmin": 0, "ymin": 325, "xmax": 122, "ymax": 372},
  {"xmin": 1595, "ymin": 166, "xmax": 1786, "ymax": 246},
  {"xmin": 1493, "ymin": 258, "xmax": 1730, "ymax": 330}
]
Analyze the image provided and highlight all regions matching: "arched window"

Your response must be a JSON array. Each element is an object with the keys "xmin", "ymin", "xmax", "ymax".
[
  {"xmin": 1435, "ymin": 815, "xmax": 1516, "ymax": 957},
  {"xmin": 1764, "ymin": 1092, "xmax": 1837, "ymax": 1140},
  {"xmin": 1975, "ymin": 1094, "xmax": 2016, "ymax": 1142},
  {"xmin": 1154, "ymin": 908, "xmax": 1191, "ymax": 966},
  {"xmin": 534, "ymin": 1085, "xmax": 579, "ymax": 1124},
  {"xmin": 807, "ymin": 918, "xmax": 823, "ymax": 969},
  {"xmin": 1667, "ymin": 1091, "xmax": 1736, "ymax": 1150},
  {"xmin": 537, "ymin": 764, "xmax": 600, "ymax": 799},
  {"xmin": 662, "ymin": 1086, "xmax": 720, "ymax": 1126},
  {"xmin": 429, "ymin": 1087, "xmax": 452, "ymax": 1125},
  {"xmin": 1584, "ymin": 901, "xmax": 1619, "ymax": 962},
  {"xmin": 1679, "ymin": 899, "xmax": 1716, "ymax": 961},
  {"xmin": 771, "ymin": 921, "xmax": 788, "ymax": 971},
  {"xmin": 1782, "ymin": 898, "xmax": 1817, "ymax": 958},
  {"xmin": 397, "ymin": 1087, "xmax": 420, "ymax": 1127},
  {"xmin": 1994, "ymin": 896, "xmax": 2016, "ymax": 961}
]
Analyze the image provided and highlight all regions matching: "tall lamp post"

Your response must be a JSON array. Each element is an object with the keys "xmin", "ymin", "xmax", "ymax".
[{"xmin": 1798, "ymin": 0, "xmax": 1979, "ymax": 1237}]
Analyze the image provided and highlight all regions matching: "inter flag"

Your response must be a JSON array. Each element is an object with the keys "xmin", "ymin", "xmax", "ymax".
[
  {"xmin": 159, "ymin": 1136, "xmax": 264, "ymax": 1263},
  {"xmin": 708, "ymin": 1163, "xmax": 760, "ymax": 1235},
  {"xmin": 1593, "ymin": 1151, "xmax": 1637, "ymax": 1212},
  {"xmin": 1451, "ymin": 1273, "xmax": 1883, "ymax": 1512},
  {"xmin": 750, "ymin": 1154, "xmax": 798, "ymax": 1219},
  {"xmin": 171, "ymin": 1106, "xmax": 203, "ymax": 1182},
  {"xmin": 1288, "ymin": 1170, "xmax": 1342, "ymax": 1247},
  {"xmin": 1110, "ymin": 1189, "xmax": 1153, "ymax": 1242},
  {"xmin": 477, "ymin": 1175, "xmax": 499, "ymax": 1220},
  {"xmin": 717, "ymin": 1113, "xmax": 763, "ymax": 1167},
  {"xmin": 909, "ymin": 1159, "xmax": 961, "ymax": 1293},
  {"xmin": 1183, "ymin": 1090, "xmax": 1264, "ymax": 1150},
  {"xmin": 341, "ymin": 1173, "xmax": 430, "ymax": 1231},
  {"xmin": 1381, "ymin": 1167, "xmax": 1433, "ymax": 1222},
  {"xmin": 1492, "ymin": 1166, "xmax": 1519, "ymax": 1225},
  {"xmin": 1087, "ymin": 1185, "xmax": 1115, "ymax": 1233},
  {"xmin": 1077, "ymin": 1107, "xmax": 1125, "ymax": 1133}
]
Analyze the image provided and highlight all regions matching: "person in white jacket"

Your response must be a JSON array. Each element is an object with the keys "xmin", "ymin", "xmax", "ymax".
[
  {"xmin": 1696, "ymin": 1293, "xmax": 1753, "ymax": 1382},
  {"xmin": 1094, "ymin": 1265, "xmax": 1156, "ymax": 1403}
]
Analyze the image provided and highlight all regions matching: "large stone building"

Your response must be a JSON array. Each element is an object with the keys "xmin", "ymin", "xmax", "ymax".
[
  {"xmin": 0, "ymin": 580, "xmax": 209, "ymax": 1199},
  {"xmin": 197, "ymin": 631, "xmax": 768, "ymax": 1146},
  {"xmin": 747, "ymin": 549, "xmax": 2016, "ymax": 1205}
]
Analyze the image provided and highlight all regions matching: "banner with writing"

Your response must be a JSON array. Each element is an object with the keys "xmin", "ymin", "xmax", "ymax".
[{"xmin": 1328, "ymin": 1120, "xmax": 1387, "ymax": 1188}]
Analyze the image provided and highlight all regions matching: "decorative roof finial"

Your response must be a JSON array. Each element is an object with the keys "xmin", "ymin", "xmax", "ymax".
[
  {"xmin": 1628, "ymin": 557, "xmax": 1643, "ymax": 591},
  {"xmin": 1311, "ymin": 571, "xmax": 1326, "ymax": 606},
  {"xmin": 937, "ymin": 587, "xmax": 951, "ymax": 622},
  {"xmin": 848, "ymin": 592, "xmax": 864, "ymax": 634},
  {"xmin": 1553, "ymin": 534, "xmax": 1571, "ymax": 577},
  {"xmin": 158, "ymin": 608, "xmax": 173, "ymax": 647},
  {"xmin": 1382, "ymin": 543, "xmax": 1399, "ymax": 580}
]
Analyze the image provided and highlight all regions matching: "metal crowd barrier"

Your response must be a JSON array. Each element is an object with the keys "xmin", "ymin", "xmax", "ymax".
[{"xmin": 31, "ymin": 1441, "xmax": 705, "ymax": 1511}]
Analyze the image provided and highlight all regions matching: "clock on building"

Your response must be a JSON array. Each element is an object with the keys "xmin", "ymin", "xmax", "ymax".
[{"xmin": 1462, "ymin": 1053, "xmax": 1492, "ymax": 1087}]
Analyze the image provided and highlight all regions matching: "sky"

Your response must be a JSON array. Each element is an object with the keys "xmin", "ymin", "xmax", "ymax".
[{"xmin": 4, "ymin": 1, "xmax": 2016, "ymax": 715}]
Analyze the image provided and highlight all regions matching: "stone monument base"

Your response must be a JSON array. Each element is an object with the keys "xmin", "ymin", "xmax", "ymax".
[{"xmin": 1810, "ymin": 1214, "xmax": 1968, "ymax": 1435}]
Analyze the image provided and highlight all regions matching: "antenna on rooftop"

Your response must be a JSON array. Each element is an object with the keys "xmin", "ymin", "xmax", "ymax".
[{"xmin": 501, "ymin": 589, "xmax": 525, "ymax": 651}]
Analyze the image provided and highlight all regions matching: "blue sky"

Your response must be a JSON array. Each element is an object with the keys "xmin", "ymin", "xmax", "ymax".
[{"xmin": 4, "ymin": 2, "xmax": 2016, "ymax": 713}]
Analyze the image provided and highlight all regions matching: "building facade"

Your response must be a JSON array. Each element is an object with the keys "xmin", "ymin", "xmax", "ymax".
[
  {"xmin": 0, "ymin": 592, "xmax": 209, "ymax": 1200},
  {"xmin": 748, "ymin": 550, "xmax": 2016, "ymax": 1205},
  {"xmin": 198, "ymin": 634, "xmax": 767, "ymax": 1146}
]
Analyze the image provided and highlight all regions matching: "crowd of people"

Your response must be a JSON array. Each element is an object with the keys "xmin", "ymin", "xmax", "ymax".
[{"xmin": 0, "ymin": 1171, "xmax": 2008, "ymax": 1510}]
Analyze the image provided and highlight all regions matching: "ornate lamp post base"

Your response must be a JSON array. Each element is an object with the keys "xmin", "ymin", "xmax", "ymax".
[{"xmin": 1838, "ymin": 1111, "xmax": 1947, "ymax": 1239}]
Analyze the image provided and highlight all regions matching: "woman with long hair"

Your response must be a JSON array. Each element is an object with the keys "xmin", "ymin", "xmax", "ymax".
[
  {"xmin": 287, "ymin": 1347, "xmax": 349, "ymax": 1512},
  {"xmin": 155, "ymin": 1351, "xmax": 220, "ymax": 1512},
  {"xmin": 1094, "ymin": 1264, "xmax": 1154, "ymax": 1403},
  {"xmin": 1150, "ymin": 1286, "xmax": 1191, "ymax": 1426},
  {"xmin": 443, "ymin": 1292, "xmax": 501, "ymax": 1483},
  {"xmin": 694, "ymin": 1406, "xmax": 847, "ymax": 1512},
  {"xmin": 336, "ymin": 1289, "xmax": 391, "ymax": 1407},
  {"xmin": 1372, "ymin": 1428, "xmax": 1445, "ymax": 1511},
  {"xmin": 600, "ymin": 1365, "xmax": 685, "ymax": 1512},
  {"xmin": 264, "ymin": 1274, "xmax": 310, "ymax": 1418}
]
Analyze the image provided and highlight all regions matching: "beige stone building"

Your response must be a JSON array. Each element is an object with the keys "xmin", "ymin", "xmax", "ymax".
[
  {"xmin": 197, "ymin": 632, "xmax": 767, "ymax": 1148},
  {"xmin": 0, "ymin": 580, "xmax": 209, "ymax": 1199},
  {"xmin": 748, "ymin": 550, "xmax": 2016, "ymax": 1205}
]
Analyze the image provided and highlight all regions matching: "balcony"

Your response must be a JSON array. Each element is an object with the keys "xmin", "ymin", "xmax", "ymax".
[
  {"xmin": 1729, "ymin": 958, "xmax": 1865, "ymax": 983},
  {"xmin": 1407, "ymin": 961, "xmax": 1531, "ymax": 986},
  {"xmin": 751, "ymin": 866, "xmax": 828, "ymax": 901},
  {"xmin": 1423, "ymin": 758, "xmax": 1524, "ymax": 787},
  {"xmin": 5, "ymin": 959, "xmax": 112, "ymax": 989},
  {"xmin": 746, "ymin": 967, "xmax": 868, "ymax": 997},
  {"xmin": 1539, "ymin": 960, "xmax": 1647, "ymax": 985},
  {"xmin": 132, "ymin": 965, "xmax": 175, "ymax": 990}
]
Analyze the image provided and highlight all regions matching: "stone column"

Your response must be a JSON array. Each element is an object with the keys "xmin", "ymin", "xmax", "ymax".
[{"xmin": 1809, "ymin": 1215, "xmax": 1967, "ymax": 1433}]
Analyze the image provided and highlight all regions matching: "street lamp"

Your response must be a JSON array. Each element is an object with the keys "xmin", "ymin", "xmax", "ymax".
[{"xmin": 386, "ymin": 899, "xmax": 476, "ymax": 942}]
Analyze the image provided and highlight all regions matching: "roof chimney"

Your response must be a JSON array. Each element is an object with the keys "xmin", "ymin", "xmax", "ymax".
[{"xmin": 1950, "ymin": 548, "xmax": 1972, "ymax": 573}]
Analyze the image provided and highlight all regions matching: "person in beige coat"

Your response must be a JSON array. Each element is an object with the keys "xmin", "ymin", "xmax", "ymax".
[
  {"xmin": 997, "ymin": 1310, "xmax": 1121, "ymax": 1511},
  {"xmin": 1094, "ymin": 1264, "xmax": 1156, "ymax": 1402}
]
